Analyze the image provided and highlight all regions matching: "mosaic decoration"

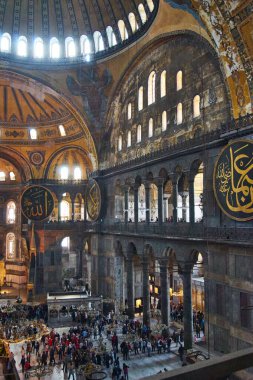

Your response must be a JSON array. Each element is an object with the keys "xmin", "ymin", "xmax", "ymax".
[
  {"xmin": 21, "ymin": 186, "xmax": 54, "ymax": 221},
  {"xmin": 191, "ymin": 0, "xmax": 252, "ymax": 117},
  {"xmin": 5, "ymin": 130, "xmax": 24, "ymax": 138},
  {"xmin": 213, "ymin": 140, "xmax": 253, "ymax": 221},
  {"xmin": 86, "ymin": 179, "xmax": 101, "ymax": 221},
  {"xmin": 29, "ymin": 151, "xmax": 45, "ymax": 166},
  {"xmin": 66, "ymin": 66, "xmax": 112, "ymax": 128}
]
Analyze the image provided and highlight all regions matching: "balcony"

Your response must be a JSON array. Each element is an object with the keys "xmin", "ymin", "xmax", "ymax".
[{"xmin": 100, "ymin": 221, "xmax": 253, "ymax": 244}]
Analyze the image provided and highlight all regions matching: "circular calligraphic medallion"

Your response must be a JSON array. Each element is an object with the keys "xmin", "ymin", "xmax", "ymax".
[
  {"xmin": 30, "ymin": 152, "xmax": 44, "ymax": 166},
  {"xmin": 86, "ymin": 179, "xmax": 101, "ymax": 221},
  {"xmin": 213, "ymin": 140, "xmax": 253, "ymax": 221},
  {"xmin": 21, "ymin": 186, "xmax": 54, "ymax": 221}
]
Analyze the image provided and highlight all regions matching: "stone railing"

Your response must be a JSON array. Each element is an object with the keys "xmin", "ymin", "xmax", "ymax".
[
  {"xmin": 100, "ymin": 221, "xmax": 253, "ymax": 243},
  {"xmin": 40, "ymin": 219, "xmax": 253, "ymax": 243}
]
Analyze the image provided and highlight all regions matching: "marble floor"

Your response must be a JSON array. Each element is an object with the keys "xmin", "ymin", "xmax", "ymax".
[{"xmin": 10, "ymin": 323, "xmax": 207, "ymax": 380}]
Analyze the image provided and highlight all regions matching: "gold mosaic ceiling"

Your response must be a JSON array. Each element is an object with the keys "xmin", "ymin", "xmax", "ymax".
[{"xmin": 0, "ymin": 71, "xmax": 84, "ymax": 144}]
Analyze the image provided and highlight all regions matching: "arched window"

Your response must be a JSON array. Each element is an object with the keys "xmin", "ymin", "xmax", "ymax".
[
  {"xmin": 138, "ymin": 86, "xmax": 143, "ymax": 111},
  {"xmin": 61, "ymin": 236, "xmax": 70, "ymax": 249},
  {"xmin": 6, "ymin": 201, "xmax": 16, "ymax": 224},
  {"xmin": 127, "ymin": 103, "xmax": 132, "ymax": 120},
  {"xmin": 6, "ymin": 232, "xmax": 15, "ymax": 260},
  {"xmin": 0, "ymin": 33, "xmax": 11, "ymax": 52},
  {"xmin": 118, "ymin": 135, "xmax": 122, "ymax": 151},
  {"xmin": 80, "ymin": 35, "xmax": 91, "ymax": 55},
  {"xmin": 138, "ymin": 4, "xmax": 147, "ymax": 24},
  {"xmin": 106, "ymin": 26, "xmax": 117, "ymax": 47},
  {"xmin": 60, "ymin": 201, "xmax": 70, "ymax": 221},
  {"xmin": 118, "ymin": 20, "xmax": 128, "ymax": 41},
  {"xmin": 10, "ymin": 172, "xmax": 15, "ymax": 181},
  {"xmin": 147, "ymin": 0, "xmax": 154, "ymax": 12},
  {"xmin": 65, "ymin": 37, "xmax": 76, "ymax": 57},
  {"xmin": 129, "ymin": 13, "xmax": 138, "ymax": 32},
  {"xmin": 193, "ymin": 95, "xmax": 201, "ymax": 118},
  {"xmin": 17, "ymin": 36, "xmax": 27, "ymax": 57},
  {"xmin": 50, "ymin": 37, "xmax": 60, "ymax": 58},
  {"xmin": 34, "ymin": 37, "xmax": 44, "ymax": 58},
  {"xmin": 30, "ymin": 128, "xmax": 37, "ymax": 140},
  {"xmin": 127, "ymin": 130, "xmax": 132, "ymax": 147},
  {"xmin": 148, "ymin": 118, "xmax": 153, "ymax": 138},
  {"xmin": 60, "ymin": 166, "xmax": 69, "ymax": 180},
  {"xmin": 148, "ymin": 71, "xmax": 156, "ymax": 105},
  {"xmin": 0, "ymin": 171, "xmax": 5, "ymax": 181},
  {"xmin": 194, "ymin": 163, "xmax": 204, "ymax": 222},
  {"xmin": 160, "ymin": 70, "xmax": 166, "ymax": 98},
  {"xmin": 74, "ymin": 167, "xmax": 82, "ymax": 180},
  {"xmin": 177, "ymin": 103, "xmax": 183, "ymax": 125},
  {"xmin": 162, "ymin": 111, "xmax": 167, "ymax": 131},
  {"xmin": 94, "ymin": 31, "xmax": 104, "ymax": 52},
  {"xmin": 137, "ymin": 124, "xmax": 142, "ymax": 143},
  {"xmin": 176, "ymin": 70, "xmax": 183, "ymax": 91},
  {"xmin": 58, "ymin": 124, "xmax": 66, "ymax": 136}
]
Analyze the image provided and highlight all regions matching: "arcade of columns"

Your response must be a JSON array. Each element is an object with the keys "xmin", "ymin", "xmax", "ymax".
[{"xmin": 122, "ymin": 242, "xmax": 204, "ymax": 350}]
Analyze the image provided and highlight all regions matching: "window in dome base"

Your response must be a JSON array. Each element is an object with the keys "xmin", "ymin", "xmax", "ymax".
[
  {"xmin": 30, "ymin": 129, "xmax": 37, "ymax": 140},
  {"xmin": 0, "ymin": 33, "xmax": 11, "ymax": 53},
  {"xmin": 34, "ymin": 38, "xmax": 44, "ymax": 58},
  {"xmin": 65, "ymin": 37, "xmax": 76, "ymax": 58},
  {"xmin": 60, "ymin": 166, "xmax": 69, "ymax": 180},
  {"xmin": 74, "ymin": 167, "xmax": 82, "ymax": 180},
  {"xmin": 59, "ymin": 125, "xmax": 66, "ymax": 137},
  {"xmin": 50, "ymin": 38, "xmax": 60, "ymax": 58},
  {"xmin": 17, "ymin": 36, "xmax": 27, "ymax": 57}
]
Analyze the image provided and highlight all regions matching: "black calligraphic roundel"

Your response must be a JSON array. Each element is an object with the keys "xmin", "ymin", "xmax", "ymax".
[
  {"xmin": 86, "ymin": 179, "xmax": 101, "ymax": 221},
  {"xmin": 21, "ymin": 186, "xmax": 54, "ymax": 221},
  {"xmin": 213, "ymin": 139, "xmax": 253, "ymax": 221}
]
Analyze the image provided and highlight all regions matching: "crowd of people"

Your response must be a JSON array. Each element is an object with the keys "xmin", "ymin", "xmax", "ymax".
[
  {"xmin": 2, "ymin": 301, "xmax": 206, "ymax": 379},
  {"xmin": 12, "ymin": 310, "xmax": 192, "ymax": 379}
]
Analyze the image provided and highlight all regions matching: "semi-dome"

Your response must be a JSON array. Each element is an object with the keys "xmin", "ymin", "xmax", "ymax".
[{"xmin": 0, "ymin": 0, "xmax": 158, "ymax": 63}]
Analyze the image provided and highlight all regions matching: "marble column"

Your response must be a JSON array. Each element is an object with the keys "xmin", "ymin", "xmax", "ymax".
[
  {"xmin": 126, "ymin": 257, "xmax": 134, "ymax": 319},
  {"xmin": 144, "ymin": 182, "xmax": 151, "ymax": 224},
  {"xmin": 189, "ymin": 178, "xmax": 195, "ymax": 224},
  {"xmin": 142, "ymin": 257, "xmax": 150, "ymax": 327},
  {"xmin": 172, "ymin": 180, "xmax": 178, "ymax": 224},
  {"xmin": 57, "ymin": 195, "xmax": 63, "ymax": 221},
  {"xmin": 71, "ymin": 197, "xmax": 75, "ymax": 221},
  {"xmin": 160, "ymin": 259, "xmax": 170, "ymax": 326},
  {"xmin": 82, "ymin": 194, "xmax": 87, "ymax": 221},
  {"xmin": 179, "ymin": 262, "xmax": 194, "ymax": 350},
  {"xmin": 124, "ymin": 187, "xmax": 129, "ymax": 224},
  {"xmin": 180, "ymin": 192, "xmax": 188, "ymax": 222},
  {"xmin": 157, "ymin": 180, "xmax": 164, "ymax": 226},
  {"xmin": 134, "ymin": 185, "xmax": 139, "ymax": 227}
]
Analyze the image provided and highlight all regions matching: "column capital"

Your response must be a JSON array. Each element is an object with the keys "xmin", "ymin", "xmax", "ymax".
[
  {"xmin": 141, "ymin": 255, "xmax": 150, "ymax": 266},
  {"xmin": 122, "ymin": 185, "xmax": 130, "ymax": 192},
  {"xmin": 154, "ymin": 177, "xmax": 164, "ymax": 187},
  {"xmin": 143, "ymin": 180, "xmax": 152, "ymax": 189},
  {"xmin": 178, "ymin": 261, "xmax": 194, "ymax": 275},
  {"xmin": 158, "ymin": 257, "xmax": 169, "ymax": 267}
]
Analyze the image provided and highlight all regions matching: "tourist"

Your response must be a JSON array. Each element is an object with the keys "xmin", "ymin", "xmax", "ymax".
[
  {"xmin": 68, "ymin": 361, "xmax": 75, "ymax": 380},
  {"xmin": 123, "ymin": 363, "xmax": 129, "ymax": 380},
  {"xmin": 20, "ymin": 355, "xmax": 25, "ymax": 373},
  {"xmin": 178, "ymin": 343, "xmax": 184, "ymax": 361},
  {"xmin": 147, "ymin": 340, "xmax": 152, "ymax": 356}
]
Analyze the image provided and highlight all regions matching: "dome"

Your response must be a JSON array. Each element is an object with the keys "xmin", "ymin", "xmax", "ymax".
[{"xmin": 0, "ymin": 0, "xmax": 158, "ymax": 63}]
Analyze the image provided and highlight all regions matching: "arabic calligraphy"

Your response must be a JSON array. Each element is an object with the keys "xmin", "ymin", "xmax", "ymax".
[
  {"xmin": 86, "ymin": 179, "xmax": 101, "ymax": 221},
  {"xmin": 214, "ymin": 140, "xmax": 253, "ymax": 221},
  {"xmin": 21, "ymin": 186, "xmax": 54, "ymax": 221}
]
